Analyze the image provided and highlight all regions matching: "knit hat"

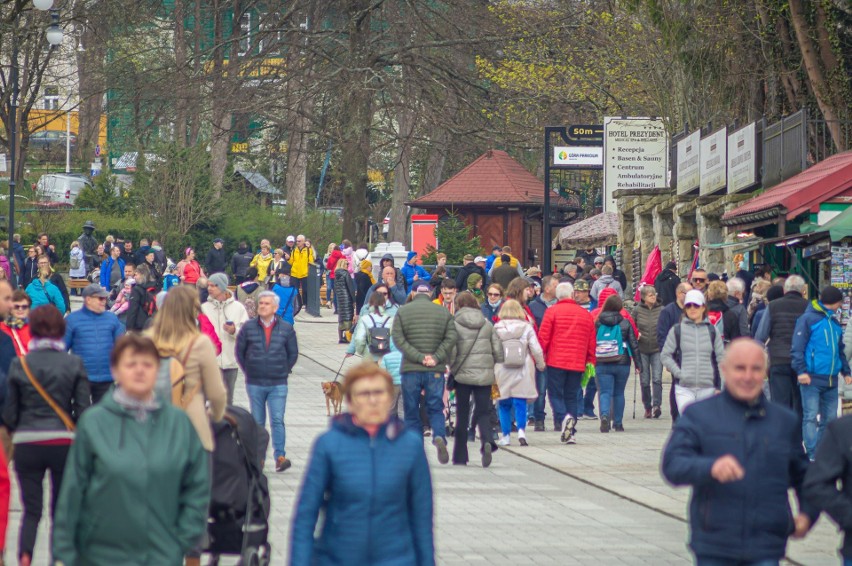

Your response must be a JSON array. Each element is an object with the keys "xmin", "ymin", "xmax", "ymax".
[
  {"xmin": 467, "ymin": 273, "xmax": 482, "ymax": 288},
  {"xmin": 209, "ymin": 272, "xmax": 229, "ymax": 292},
  {"xmin": 463, "ymin": 254, "xmax": 474, "ymax": 262},
  {"xmin": 664, "ymin": 261, "xmax": 677, "ymax": 271},
  {"xmin": 820, "ymin": 285, "xmax": 843, "ymax": 306},
  {"xmin": 354, "ymin": 248, "xmax": 370, "ymax": 262}
]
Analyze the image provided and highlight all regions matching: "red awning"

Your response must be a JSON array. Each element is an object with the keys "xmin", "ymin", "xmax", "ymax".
[{"xmin": 722, "ymin": 151, "xmax": 852, "ymax": 225}]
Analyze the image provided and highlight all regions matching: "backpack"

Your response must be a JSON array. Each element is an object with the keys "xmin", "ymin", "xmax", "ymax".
[
  {"xmin": 706, "ymin": 310, "xmax": 726, "ymax": 342},
  {"xmin": 154, "ymin": 336, "xmax": 199, "ymax": 409},
  {"xmin": 367, "ymin": 315, "xmax": 391, "ymax": 355},
  {"xmin": 502, "ymin": 334, "xmax": 527, "ymax": 368},
  {"xmin": 596, "ymin": 322, "xmax": 625, "ymax": 360},
  {"xmin": 69, "ymin": 253, "xmax": 81, "ymax": 270},
  {"xmin": 143, "ymin": 286, "xmax": 158, "ymax": 318}
]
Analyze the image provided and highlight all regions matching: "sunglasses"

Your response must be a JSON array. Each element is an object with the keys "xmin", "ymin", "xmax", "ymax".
[
  {"xmin": 684, "ymin": 303, "xmax": 702, "ymax": 309},
  {"xmin": 11, "ymin": 305, "xmax": 28, "ymax": 311},
  {"xmin": 376, "ymin": 291, "xmax": 389, "ymax": 296},
  {"xmin": 691, "ymin": 278, "xmax": 706, "ymax": 283}
]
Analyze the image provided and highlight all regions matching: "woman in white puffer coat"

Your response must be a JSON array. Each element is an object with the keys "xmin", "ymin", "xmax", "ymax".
[{"xmin": 494, "ymin": 299, "xmax": 546, "ymax": 446}]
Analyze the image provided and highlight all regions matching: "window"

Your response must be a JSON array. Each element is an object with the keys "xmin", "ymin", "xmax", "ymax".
[
  {"xmin": 43, "ymin": 86, "xmax": 59, "ymax": 110},
  {"xmin": 238, "ymin": 13, "xmax": 251, "ymax": 56}
]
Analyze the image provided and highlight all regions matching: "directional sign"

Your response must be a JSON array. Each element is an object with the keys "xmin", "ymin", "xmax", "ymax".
[{"xmin": 567, "ymin": 124, "xmax": 604, "ymax": 144}]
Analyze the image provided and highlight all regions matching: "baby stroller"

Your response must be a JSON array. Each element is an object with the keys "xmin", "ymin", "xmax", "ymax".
[{"xmin": 207, "ymin": 406, "xmax": 271, "ymax": 566}]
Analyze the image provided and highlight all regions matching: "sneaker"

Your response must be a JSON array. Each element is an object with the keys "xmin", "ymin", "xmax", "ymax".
[
  {"xmin": 276, "ymin": 456, "xmax": 292, "ymax": 472},
  {"xmin": 482, "ymin": 442, "xmax": 493, "ymax": 468},
  {"xmin": 497, "ymin": 435, "xmax": 510, "ymax": 446},
  {"xmin": 533, "ymin": 420, "xmax": 545, "ymax": 432},
  {"xmin": 644, "ymin": 408, "xmax": 652, "ymax": 419},
  {"xmin": 653, "ymin": 406, "xmax": 662, "ymax": 419},
  {"xmin": 560, "ymin": 415, "xmax": 576, "ymax": 443},
  {"xmin": 600, "ymin": 415, "xmax": 611, "ymax": 433},
  {"xmin": 434, "ymin": 437, "xmax": 449, "ymax": 464},
  {"xmin": 584, "ymin": 413, "xmax": 598, "ymax": 420},
  {"xmin": 614, "ymin": 424, "xmax": 625, "ymax": 432},
  {"xmin": 566, "ymin": 433, "xmax": 576, "ymax": 444},
  {"xmin": 423, "ymin": 427, "xmax": 432, "ymax": 437},
  {"xmin": 518, "ymin": 437, "xmax": 528, "ymax": 447}
]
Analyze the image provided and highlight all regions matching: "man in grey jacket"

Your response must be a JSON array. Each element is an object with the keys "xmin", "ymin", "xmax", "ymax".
[
  {"xmin": 591, "ymin": 265, "xmax": 624, "ymax": 301},
  {"xmin": 392, "ymin": 282, "xmax": 458, "ymax": 464}
]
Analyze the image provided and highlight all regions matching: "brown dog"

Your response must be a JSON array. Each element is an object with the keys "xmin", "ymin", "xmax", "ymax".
[{"xmin": 322, "ymin": 381, "xmax": 344, "ymax": 416}]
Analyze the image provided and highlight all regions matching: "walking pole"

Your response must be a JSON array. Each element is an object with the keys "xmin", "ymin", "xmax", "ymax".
[{"xmin": 632, "ymin": 368, "xmax": 637, "ymax": 419}]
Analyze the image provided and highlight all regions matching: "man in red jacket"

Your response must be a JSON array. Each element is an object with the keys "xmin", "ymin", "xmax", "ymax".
[{"xmin": 538, "ymin": 282, "xmax": 596, "ymax": 444}]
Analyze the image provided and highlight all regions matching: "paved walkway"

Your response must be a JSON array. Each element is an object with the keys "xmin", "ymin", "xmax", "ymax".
[{"xmin": 6, "ymin": 305, "xmax": 843, "ymax": 564}]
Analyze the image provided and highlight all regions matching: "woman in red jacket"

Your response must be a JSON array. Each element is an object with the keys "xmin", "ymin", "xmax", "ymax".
[
  {"xmin": 178, "ymin": 248, "xmax": 205, "ymax": 286},
  {"xmin": 325, "ymin": 244, "xmax": 344, "ymax": 314},
  {"xmin": 1, "ymin": 290, "xmax": 32, "ymax": 356}
]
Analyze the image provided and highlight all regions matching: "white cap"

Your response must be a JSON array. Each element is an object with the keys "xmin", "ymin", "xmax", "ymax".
[
  {"xmin": 286, "ymin": 235, "xmax": 295, "ymax": 243},
  {"xmin": 684, "ymin": 289, "xmax": 705, "ymax": 307},
  {"xmin": 474, "ymin": 256, "xmax": 487, "ymax": 263}
]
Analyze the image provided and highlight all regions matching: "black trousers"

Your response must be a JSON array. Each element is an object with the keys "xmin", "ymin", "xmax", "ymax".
[
  {"xmin": 14, "ymin": 443, "xmax": 70, "ymax": 559},
  {"xmin": 89, "ymin": 381, "xmax": 113, "ymax": 404},
  {"xmin": 292, "ymin": 276, "xmax": 308, "ymax": 307},
  {"xmin": 453, "ymin": 383, "xmax": 493, "ymax": 464},
  {"xmin": 670, "ymin": 380, "xmax": 680, "ymax": 423},
  {"xmin": 769, "ymin": 363, "xmax": 803, "ymax": 446}
]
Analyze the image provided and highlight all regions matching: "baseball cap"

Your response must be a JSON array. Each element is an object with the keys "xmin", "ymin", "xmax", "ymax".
[
  {"xmin": 574, "ymin": 279, "xmax": 590, "ymax": 291},
  {"xmin": 286, "ymin": 235, "xmax": 295, "ymax": 243},
  {"xmin": 474, "ymin": 256, "xmax": 487, "ymax": 264},
  {"xmin": 415, "ymin": 282, "xmax": 431, "ymax": 293},
  {"xmin": 684, "ymin": 290, "xmax": 705, "ymax": 307},
  {"xmin": 213, "ymin": 238, "xmax": 224, "ymax": 244},
  {"xmin": 82, "ymin": 284, "xmax": 109, "ymax": 298}
]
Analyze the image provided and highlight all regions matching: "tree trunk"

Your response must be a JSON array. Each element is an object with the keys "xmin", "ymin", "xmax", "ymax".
[
  {"xmin": 74, "ymin": 3, "xmax": 107, "ymax": 166},
  {"xmin": 173, "ymin": 0, "xmax": 188, "ymax": 147},
  {"xmin": 390, "ymin": 102, "xmax": 414, "ymax": 243},
  {"xmin": 788, "ymin": 0, "xmax": 846, "ymax": 151},
  {"xmin": 340, "ymin": 86, "xmax": 372, "ymax": 243},
  {"xmin": 284, "ymin": 105, "xmax": 310, "ymax": 214}
]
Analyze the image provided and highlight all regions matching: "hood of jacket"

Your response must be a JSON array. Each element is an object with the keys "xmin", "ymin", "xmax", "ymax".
[
  {"xmin": 806, "ymin": 299, "xmax": 834, "ymax": 318},
  {"xmin": 494, "ymin": 318, "xmax": 530, "ymax": 340},
  {"xmin": 597, "ymin": 310, "xmax": 624, "ymax": 326},
  {"xmin": 598, "ymin": 286, "xmax": 618, "ymax": 305},
  {"xmin": 454, "ymin": 307, "xmax": 487, "ymax": 331},
  {"xmin": 707, "ymin": 298, "xmax": 730, "ymax": 312},
  {"xmin": 406, "ymin": 250, "xmax": 418, "ymax": 263},
  {"xmin": 330, "ymin": 413, "xmax": 406, "ymax": 440},
  {"xmin": 657, "ymin": 269, "xmax": 677, "ymax": 283}
]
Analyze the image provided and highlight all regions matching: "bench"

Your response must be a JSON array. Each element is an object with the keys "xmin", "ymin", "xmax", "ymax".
[{"xmin": 67, "ymin": 279, "xmax": 90, "ymax": 289}]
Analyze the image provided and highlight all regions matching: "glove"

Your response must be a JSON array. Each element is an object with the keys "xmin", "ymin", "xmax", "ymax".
[{"xmin": 581, "ymin": 363, "xmax": 596, "ymax": 388}]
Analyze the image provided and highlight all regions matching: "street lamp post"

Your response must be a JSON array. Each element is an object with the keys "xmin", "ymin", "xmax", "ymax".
[{"xmin": 7, "ymin": 1, "xmax": 62, "ymax": 277}]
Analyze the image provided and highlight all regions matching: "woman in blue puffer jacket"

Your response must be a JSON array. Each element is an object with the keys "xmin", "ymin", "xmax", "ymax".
[{"xmin": 290, "ymin": 362, "xmax": 434, "ymax": 566}]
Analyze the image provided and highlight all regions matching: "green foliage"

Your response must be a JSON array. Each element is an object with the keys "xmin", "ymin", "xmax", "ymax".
[
  {"xmin": 421, "ymin": 212, "xmax": 482, "ymax": 265},
  {"xmin": 75, "ymin": 172, "xmax": 135, "ymax": 216}
]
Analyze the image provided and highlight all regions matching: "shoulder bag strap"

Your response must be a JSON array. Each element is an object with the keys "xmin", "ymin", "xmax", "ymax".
[
  {"xmin": 452, "ymin": 326, "xmax": 483, "ymax": 375},
  {"xmin": 11, "ymin": 329, "xmax": 27, "ymax": 355},
  {"xmin": 19, "ymin": 356, "xmax": 75, "ymax": 432},
  {"xmin": 174, "ymin": 335, "xmax": 201, "ymax": 407}
]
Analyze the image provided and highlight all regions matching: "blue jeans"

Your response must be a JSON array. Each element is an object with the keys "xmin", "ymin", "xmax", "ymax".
[
  {"xmin": 596, "ymin": 364, "xmax": 631, "ymax": 425},
  {"xmin": 247, "ymin": 384, "xmax": 288, "ymax": 460},
  {"xmin": 546, "ymin": 367, "xmax": 583, "ymax": 429},
  {"xmin": 695, "ymin": 557, "xmax": 778, "ymax": 566},
  {"xmin": 402, "ymin": 371, "xmax": 446, "ymax": 441},
  {"xmin": 533, "ymin": 369, "xmax": 547, "ymax": 421},
  {"xmin": 577, "ymin": 378, "xmax": 597, "ymax": 416},
  {"xmin": 498, "ymin": 398, "xmax": 528, "ymax": 436},
  {"xmin": 800, "ymin": 381, "xmax": 839, "ymax": 459},
  {"xmin": 326, "ymin": 273, "xmax": 335, "ymax": 307}
]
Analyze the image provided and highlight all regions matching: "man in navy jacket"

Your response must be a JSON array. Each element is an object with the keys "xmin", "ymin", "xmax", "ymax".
[
  {"xmin": 662, "ymin": 339, "xmax": 816, "ymax": 564},
  {"xmin": 236, "ymin": 290, "xmax": 299, "ymax": 473}
]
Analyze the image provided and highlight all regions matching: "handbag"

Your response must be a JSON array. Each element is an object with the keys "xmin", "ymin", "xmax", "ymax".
[
  {"xmin": 448, "ymin": 326, "xmax": 483, "ymax": 391},
  {"xmin": 19, "ymin": 356, "xmax": 75, "ymax": 431}
]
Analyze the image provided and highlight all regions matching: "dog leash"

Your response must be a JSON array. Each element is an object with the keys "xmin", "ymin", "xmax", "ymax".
[{"xmin": 332, "ymin": 356, "xmax": 347, "ymax": 383}]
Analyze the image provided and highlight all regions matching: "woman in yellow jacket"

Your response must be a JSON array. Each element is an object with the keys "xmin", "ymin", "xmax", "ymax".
[{"xmin": 250, "ymin": 239, "xmax": 275, "ymax": 285}]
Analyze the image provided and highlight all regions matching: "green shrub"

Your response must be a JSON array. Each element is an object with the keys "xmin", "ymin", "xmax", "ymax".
[{"xmin": 421, "ymin": 212, "xmax": 483, "ymax": 265}]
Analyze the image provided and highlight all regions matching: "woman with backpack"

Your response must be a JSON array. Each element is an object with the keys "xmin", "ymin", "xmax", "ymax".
[
  {"xmin": 661, "ymin": 289, "xmax": 726, "ymax": 414},
  {"xmin": 346, "ymin": 284, "xmax": 397, "ymax": 362},
  {"xmin": 3, "ymin": 306, "xmax": 90, "ymax": 566},
  {"xmin": 449, "ymin": 291, "xmax": 504, "ymax": 467},
  {"xmin": 493, "ymin": 299, "xmax": 545, "ymax": 447},
  {"xmin": 126, "ymin": 264, "xmax": 156, "ymax": 332},
  {"xmin": 147, "ymin": 285, "xmax": 226, "ymax": 566},
  {"xmin": 595, "ymin": 295, "xmax": 642, "ymax": 433},
  {"xmin": 69, "ymin": 241, "xmax": 86, "ymax": 285}
]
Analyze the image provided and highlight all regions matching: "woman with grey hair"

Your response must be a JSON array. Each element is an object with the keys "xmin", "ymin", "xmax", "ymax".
[{"xmin": 632, "ymin": 285, "xmax": 663, "ymax": 418}]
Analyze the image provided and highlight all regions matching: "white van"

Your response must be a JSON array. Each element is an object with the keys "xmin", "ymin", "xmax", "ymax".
[{"xmin": 35, "ymin": 174, "xmax": 92, "ymax": 205}]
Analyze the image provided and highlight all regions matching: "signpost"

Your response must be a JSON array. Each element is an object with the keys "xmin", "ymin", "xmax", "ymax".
[
  {"xmin": 602, "ymin": 117, "xmax": 668, "ymax": 211},
  {"xmin": 676, "ymin": 130, "xmax": 701, "ymax": 194},
  {"xmin": 700, "ymin": 127, "xmax": 727, "ymax": 195}
]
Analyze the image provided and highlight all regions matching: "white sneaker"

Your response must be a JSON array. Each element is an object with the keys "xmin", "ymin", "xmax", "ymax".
[
  {"xmin": 497, "ymin": 435, "xmax": 511, "ymax": 446},
  {"xmin": 560, "ymin": 415, "xmax": 576, "ymax": 444}
]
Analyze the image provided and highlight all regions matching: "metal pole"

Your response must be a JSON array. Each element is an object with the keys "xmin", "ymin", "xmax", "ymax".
[
  {"xmin": 65, "ymin": 109, "xmax": 71, "ymax": 173},
  {"xmin": 8, "ymin": 36, "xmax": 18, "ymax": 264},
  {"xmin": 543, "ymin": 128, "xmax": 552, "ymax": 274}
]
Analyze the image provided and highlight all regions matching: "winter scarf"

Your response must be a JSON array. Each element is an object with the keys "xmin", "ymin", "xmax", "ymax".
[{"xmin": 360, "ymin": 259, "xmax": 376, "ymax": 284}]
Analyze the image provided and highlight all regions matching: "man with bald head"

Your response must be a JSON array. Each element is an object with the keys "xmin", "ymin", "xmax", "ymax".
[
  {"xmin": 363, "ymin": 265, "xmax": 407, "ymax": 307},
  {"xmin": 662, "ymin": 339, "xmax": 816, "ymax": 565}
]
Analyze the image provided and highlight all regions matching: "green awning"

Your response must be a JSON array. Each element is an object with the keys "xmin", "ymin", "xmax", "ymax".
[{"xmin": 815, "ymin": 207, "xmax": 852, "ymax": 241}]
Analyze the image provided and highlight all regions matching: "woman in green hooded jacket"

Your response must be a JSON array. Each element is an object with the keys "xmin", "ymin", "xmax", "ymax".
[{"xmin": 52, "ymin": 334, "xmax": 209, "ymax": 566}]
